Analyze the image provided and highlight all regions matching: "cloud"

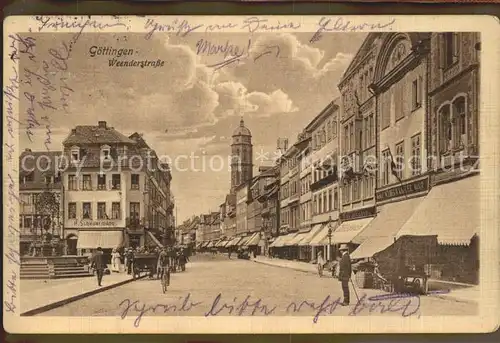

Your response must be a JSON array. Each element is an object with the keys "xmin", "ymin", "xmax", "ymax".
[{"xmin": 246, "ymin": 89, "xmax": 298, "ymax": 117}]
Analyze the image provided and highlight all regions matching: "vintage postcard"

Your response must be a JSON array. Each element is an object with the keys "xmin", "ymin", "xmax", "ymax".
[{"xmin": 3, "ymin": 15, "xmax": 499, "ymax": 334}]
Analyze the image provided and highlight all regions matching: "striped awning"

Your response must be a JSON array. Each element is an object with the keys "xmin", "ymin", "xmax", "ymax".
[
  {"xmin": 299, "ymin": 223, "xmax": 326, "ymax": 246},
  {"xmin": 274, "ymin": 233, "xmax": 297, "ymax": 247},
  {"xmin": 244, "ymin": 232, "xmax": 261, "ymax": 246},
  {"xmin": 76, "ymin": 230, "xmax": 124, "ymax": 249}
]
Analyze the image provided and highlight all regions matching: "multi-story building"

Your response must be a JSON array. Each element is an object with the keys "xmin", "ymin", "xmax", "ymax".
[
  {"xmin": 260, "ymin": 165, "xmax": 280, "ymax": 255},
  {"xmin": 349, "ymin": 32, "xmax": 432, "ymax": 260},
  {"xmin": 235, "ymin": 182, "xmax": 249, "ymax": 236},
  {"xmin": 302, "ymin": 99, "xmax": 342, "ymax": 262},
  {"xmin": 19, "ymin": 150, "xmax": 63, "ymax": 255},
  {"xmin": 394, "ymin": 32, "xmax": 481, "ymax": 284},
  {"xmin": 60, "ymin": 121, "xmax": 171, "ymax": 259},
  {"xmin": 337, "ymin": 35, "xmax": 380, "ymax": 254}
]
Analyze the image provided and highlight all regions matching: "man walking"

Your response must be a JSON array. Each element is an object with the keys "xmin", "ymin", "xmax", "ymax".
[
  {"xmin": 338, "ymin": 244, "xmax": 352, "ymax": 306},
  {"xmin": 126, "ymin": 248, "xmax": 135, "ymax": 275},
  {"xmin": 90, "ymin": 247, "xmax": 105, "ymax": 287}
]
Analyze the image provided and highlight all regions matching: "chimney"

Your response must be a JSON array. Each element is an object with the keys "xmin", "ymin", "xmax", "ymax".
[
  {"xmin": 24, "ymin": 148, "xmax": 32, "ymax": 152},
  {"xmin": 71, "ymin": 128, "xmax": 76, "ymax": 134},
  {"xmin": 98, "ymin": 121, "xmax": 107, "ymax": 129}
]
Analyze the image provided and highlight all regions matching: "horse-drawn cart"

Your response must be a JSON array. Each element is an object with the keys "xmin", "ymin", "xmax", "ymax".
[{"xmin": 133, "ymin": 253, "xmax": 158, "ymax": 279}]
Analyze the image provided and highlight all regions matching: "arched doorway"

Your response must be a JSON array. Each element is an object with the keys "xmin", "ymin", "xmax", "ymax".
[{"xmin": 66, "ymin": 234, "xmax": 78, "ymax": 255}]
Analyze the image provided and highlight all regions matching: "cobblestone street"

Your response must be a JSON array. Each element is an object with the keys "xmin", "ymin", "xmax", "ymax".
[{"xmin": 41, "ymin": 254, "xmax": 478, "ymax": 322}]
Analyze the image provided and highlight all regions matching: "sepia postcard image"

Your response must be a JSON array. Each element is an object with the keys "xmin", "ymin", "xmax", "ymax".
[{"xmin": 3, "ymin": 15, "xmax": 499, "ymax": 334}]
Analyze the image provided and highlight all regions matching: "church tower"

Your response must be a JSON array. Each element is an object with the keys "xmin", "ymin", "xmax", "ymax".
[{"xmin": 230, "ymin": 118, "xmax": 253, "ymax": 192}]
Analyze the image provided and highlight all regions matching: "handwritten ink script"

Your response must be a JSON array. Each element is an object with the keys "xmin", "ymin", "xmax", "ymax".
[
  {"xmin": 119, "ymin": 291, "xmax": 421, "ymax": 327},
  {"xmin": 196, "ymin": 39, "xmax": 281, "ymax": 70},
  {"xmin": 143, "ymin": 16, "xmax": 302, "ymax": 40},
  {"xmin": 310, "ymin": 17, "xmax": 397, "ymax": 43}
]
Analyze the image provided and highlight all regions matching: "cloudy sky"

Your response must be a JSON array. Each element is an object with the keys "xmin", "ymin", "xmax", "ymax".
[{"xmin": 18, "ymin": 31, "xmax": 366, "ymax": 222}]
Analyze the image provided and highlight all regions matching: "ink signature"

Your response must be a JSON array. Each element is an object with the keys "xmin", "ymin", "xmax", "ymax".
[
  {"xmin": 204, "ymin": 293, "xmax": 277, "ymax": 317},
  {"xmin": 310, "ymin": 17, "xmax": 397, "ymax": 43},
  {"xmin": 202, "ymin": 39, "xmax": 281, "ymax": 71},
  {"xmin": 144, "ymin": 18, "xmax": 203, "ymax": 40}
]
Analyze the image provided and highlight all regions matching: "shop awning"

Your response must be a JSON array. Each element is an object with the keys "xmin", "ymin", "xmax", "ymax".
[
  {"xmin": 274, "ymin": 233, "xmax": 296, "ymax": 247},
  {"xmin": 216, "ymin": 239, "xmax": 228, "ymax": 247},
  {"xmin": 201, "ymin": 241, "xmax": 210, "ymax": 248},
  {"xmin": 310, "ymin": 222, "xmax": 338, "ymax": 246},
  {"xmin": 325, "ymin": 217, "xmax": 373, "ymax": 245},
  {"xmin": 286, "ymin": 232, "xmax": 309, "ymax": 246},
  {"xmin": 351, "ymin": 237, "xmax": 396, "ymax": 260},
  {"xmin": 76, "ymin": 230, "xmax": 124, "ymax": 249},
  {"xmin": 245, "ymin": 232, "xmax": 261, "ymax": 246},
  {"xmin": 237, "ymin": 235, "xmax": 252, "ymax": 246},
  {"xmin": 227, "ymin": 236, "xmax": 243, "ymax": 247},
  {"xmin": 282, "ymin": 232, "xmax": 299, "ymax": 246},
  {"xmin": 269, "ymin": 235, "xmax": 283, "ymax": 247},
  {"xmin": 299, "ymin": 223, "xmax": 326, "ymax": 246},
  {"xmin": 397, "ymin": 175, "xmax": 480, "ymax": 245}
]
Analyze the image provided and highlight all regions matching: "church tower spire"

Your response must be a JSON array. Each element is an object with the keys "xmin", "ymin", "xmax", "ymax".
[{"xmin": 230, "ymin": 118, "xmax": 253, "ymax": 192}]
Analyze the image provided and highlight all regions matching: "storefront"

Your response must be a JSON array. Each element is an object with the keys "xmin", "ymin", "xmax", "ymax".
[
  {"xmin": 298, "ymin": 223, "xmax": 326, "ymax": 262},
  {"xmin": 76, "ymin": 229, "xmax": 125, "ymax": 263},
  {"xmin": 396, "ymin": 174, "xmax": 480, "ymax": 284},
  {"xmin": 350, "ymin": 177, "xmax": 429, "ymax": 260},
  {"xmin": 309, "ymin": 222, "xmax": 337, "ymax": 261}
]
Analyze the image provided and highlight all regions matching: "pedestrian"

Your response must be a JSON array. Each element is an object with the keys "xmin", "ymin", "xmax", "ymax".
[
  {"xmin": 338, "ymin": 244, "xmax": 352, "ymax": 306},
  {"xmin": 317, "ymin": 252, "xmax": 325, "ymax": 277},
  {"xmin": 228, "ymin": 248, "xmax": 232, "ymax": 259},
  {"xmin": 111, "ymin": 248, "xmax": 121, "ymax": 273},
  {"xmin": 90, "ymin": 247, "xmax": 105, "ymax": 287},
  {"xmin": 126, "ymin": 248, "xmax": 135, "ymax": 275}
]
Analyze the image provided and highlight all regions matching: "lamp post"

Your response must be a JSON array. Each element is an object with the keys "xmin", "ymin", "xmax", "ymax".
[{"xmin": 327, "ymin": 215, "xmax": 333, "ymax": 262}]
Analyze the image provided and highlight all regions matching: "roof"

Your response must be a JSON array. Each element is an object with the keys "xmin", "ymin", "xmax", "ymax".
[
  {"xmin": 63, "ymin": 122, "xmax": 136, "ymax": 146},
  {"xmin": 304, "ymin": 98, "xmax": 340, "ymax": 133},
  {"xmin": 232, "ymin": 118, "xmax": 252, "ymax": 137}
]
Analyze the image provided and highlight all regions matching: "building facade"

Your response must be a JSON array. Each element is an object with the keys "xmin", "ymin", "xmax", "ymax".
[
  {"xmin": 61, "ymin": 121, "xmax": 172, "ymax": 258},
  {"xmin": 19, "ymin": 150, "xmax": 63, "ymax": 256}
]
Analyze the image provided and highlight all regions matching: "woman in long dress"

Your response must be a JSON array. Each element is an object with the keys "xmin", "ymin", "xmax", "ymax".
[{"xmin": 111, "ymin": 248, "xmax": 121, "ymax": 273}]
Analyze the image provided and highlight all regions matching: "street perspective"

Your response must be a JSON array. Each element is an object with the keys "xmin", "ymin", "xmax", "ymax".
[{"xmin": 3, "ymin": 15, "xmax": 499, "ymax": 334}]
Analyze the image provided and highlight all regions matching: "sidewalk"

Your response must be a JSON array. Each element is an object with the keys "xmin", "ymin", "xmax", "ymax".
[
  {"xmin": 253, "ymin": 256, "xmax": 479, "ymax": 304},
  {"xmin": 253, "ymin": 255, "xmax": 317, "ymax": 274},
  {"xmin": 21, "ymin": 268, "xmax": 142, "ymax": 315}
]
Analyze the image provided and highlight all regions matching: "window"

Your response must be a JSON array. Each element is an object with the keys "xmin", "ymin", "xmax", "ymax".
[
  {"xmin": 353, "ymin": 179, "xmax": 359, "ymax": 201},
  {"xmin": 82, "ymin": 174, "xmax": 92, "ymax": 190},
  {"xmin": 332, "ymin": 118, "xmax": 337, "ymax": 138},
  {"xmin": 453, "ymin": 97, "xmax": 466, "ymax": 149},
  {"xmin": 349, "ymin": 123, "xmax": 354, "ymax": 153},
  {"xmin": 101, "ymin": 145, "xmax": 111, "ymax": 160},
  {"xmin": 68, "ymin": 203, "xmax": 76, "ymax": 219},
  {"xmin": 24, "ymin": 216, "xmax": 32, "ymax": 228},
  {"xmin": 344, "ymin": 125, "xmax": 349, "ymax": 153},
  {"xmin": 111, "ymin": 202, "xmax": 121, "ymax": 219},
  {"xmin": 44, "ymin": 176, "xmax": 52, "ymax": 184},
  {"xmin": 381, "ymin": 93, "xmax": 390, "ymax": 129},
  {"xmin": 97, "ymin": 202, "xmax": 107, "ymax": 219},
  {"xmin": 68, "ymin": 175, "xmax": 78, "ymax": 190},
  {"xmin": 395, "ymin": 83, "xmax": 404, "ymax": 121},
  {"xmin": 318, "ymin": 196, "xmax": 323, "ymax": 214},
  {"xmin": 82, "ymin": 202, "xmax": 92, "ymax": 219},
  {"xmin": 381, "ymin": 149, "xmax": 391, "ymax": 186},
  {"xmin": 323, "ymin": 192, "xmax": 327, "ymax": 213},
  {"xmin": 369, "ymin": 114, "xmax": 374, "ymax": 146},
  {"xmin": 443, "ymin": 32, "xmax": 459, "ymax": 68},
  {"xmin": 347, "ymin": 183, "xmax": 351, "ymax": 203},
  {"xmin": 130, "ymin": 202, "xmax": 140, "ymax": 219},
  {"xmin": 411, "ymin": 134, "xmax": 422, "ymax": 176},
  {"xmin": 97, "ymin": 174, "xmax": 106, "ymax": 190},
  {"xmin": 334, "ymin": 188, "xmax": 339, "ymax": 210},
  {"xmin": 439, "ymin": 105, "xmax": 452, "ymax": 153},
  {"xmin": 363, "ymin": 117, "xmax": 369, "ymax": 149},
  {"xmin": 328, "ymin": 189, "xmax": 333, "ymax": 211},
  {"xmin": 71, "ymin": 146, "xmax": 80, "ymax": 162},
  {"xmin": 313, "ymin": 195, "xmax": 317, "ymax": 214},
  {"xmin": 111, "ymin": 174, "xmax": 121, "ymax": 190},
  {"xmin": 395, "ymin": 142, "xmax": 405, "ymax": 181},
  {"xmin": 131, "ymin": 174, "xmax": 140, "ymax": 190},
  {"xmin": 412, "ymin": 77, "xmax": 422, "ymax": 110}
]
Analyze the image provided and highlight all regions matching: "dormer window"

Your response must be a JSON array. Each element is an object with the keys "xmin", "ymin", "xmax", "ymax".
[
  {"xmin": 101, "ymin": 145, "xmax": 111, "ymax": 160},
  {"xmin": 71, "ymin": 146, "xmax": 80, "ymax": 162}
]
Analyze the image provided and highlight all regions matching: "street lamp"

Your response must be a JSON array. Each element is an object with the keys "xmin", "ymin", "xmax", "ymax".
[{"xmin": 327, "ymin": 215, "xmax": 333, "ymax": 262}]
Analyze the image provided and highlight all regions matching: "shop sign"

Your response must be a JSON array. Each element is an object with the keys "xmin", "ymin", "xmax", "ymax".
[
  {"xmin": 340, "ymin": 206, "xmax": 376, "ymax": 221},
  {"xmin": 73, "ymin": 219, "xmax": 118, "ymax": 227},
  {"xmin": 376, "ymin": 176, "xmax": 429, "ymax": 202}
]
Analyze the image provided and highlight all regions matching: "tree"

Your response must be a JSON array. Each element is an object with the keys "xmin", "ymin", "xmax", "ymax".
[{"xmin": 34, "ymin": 186, "xmax": 61, "ymax": 239}]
